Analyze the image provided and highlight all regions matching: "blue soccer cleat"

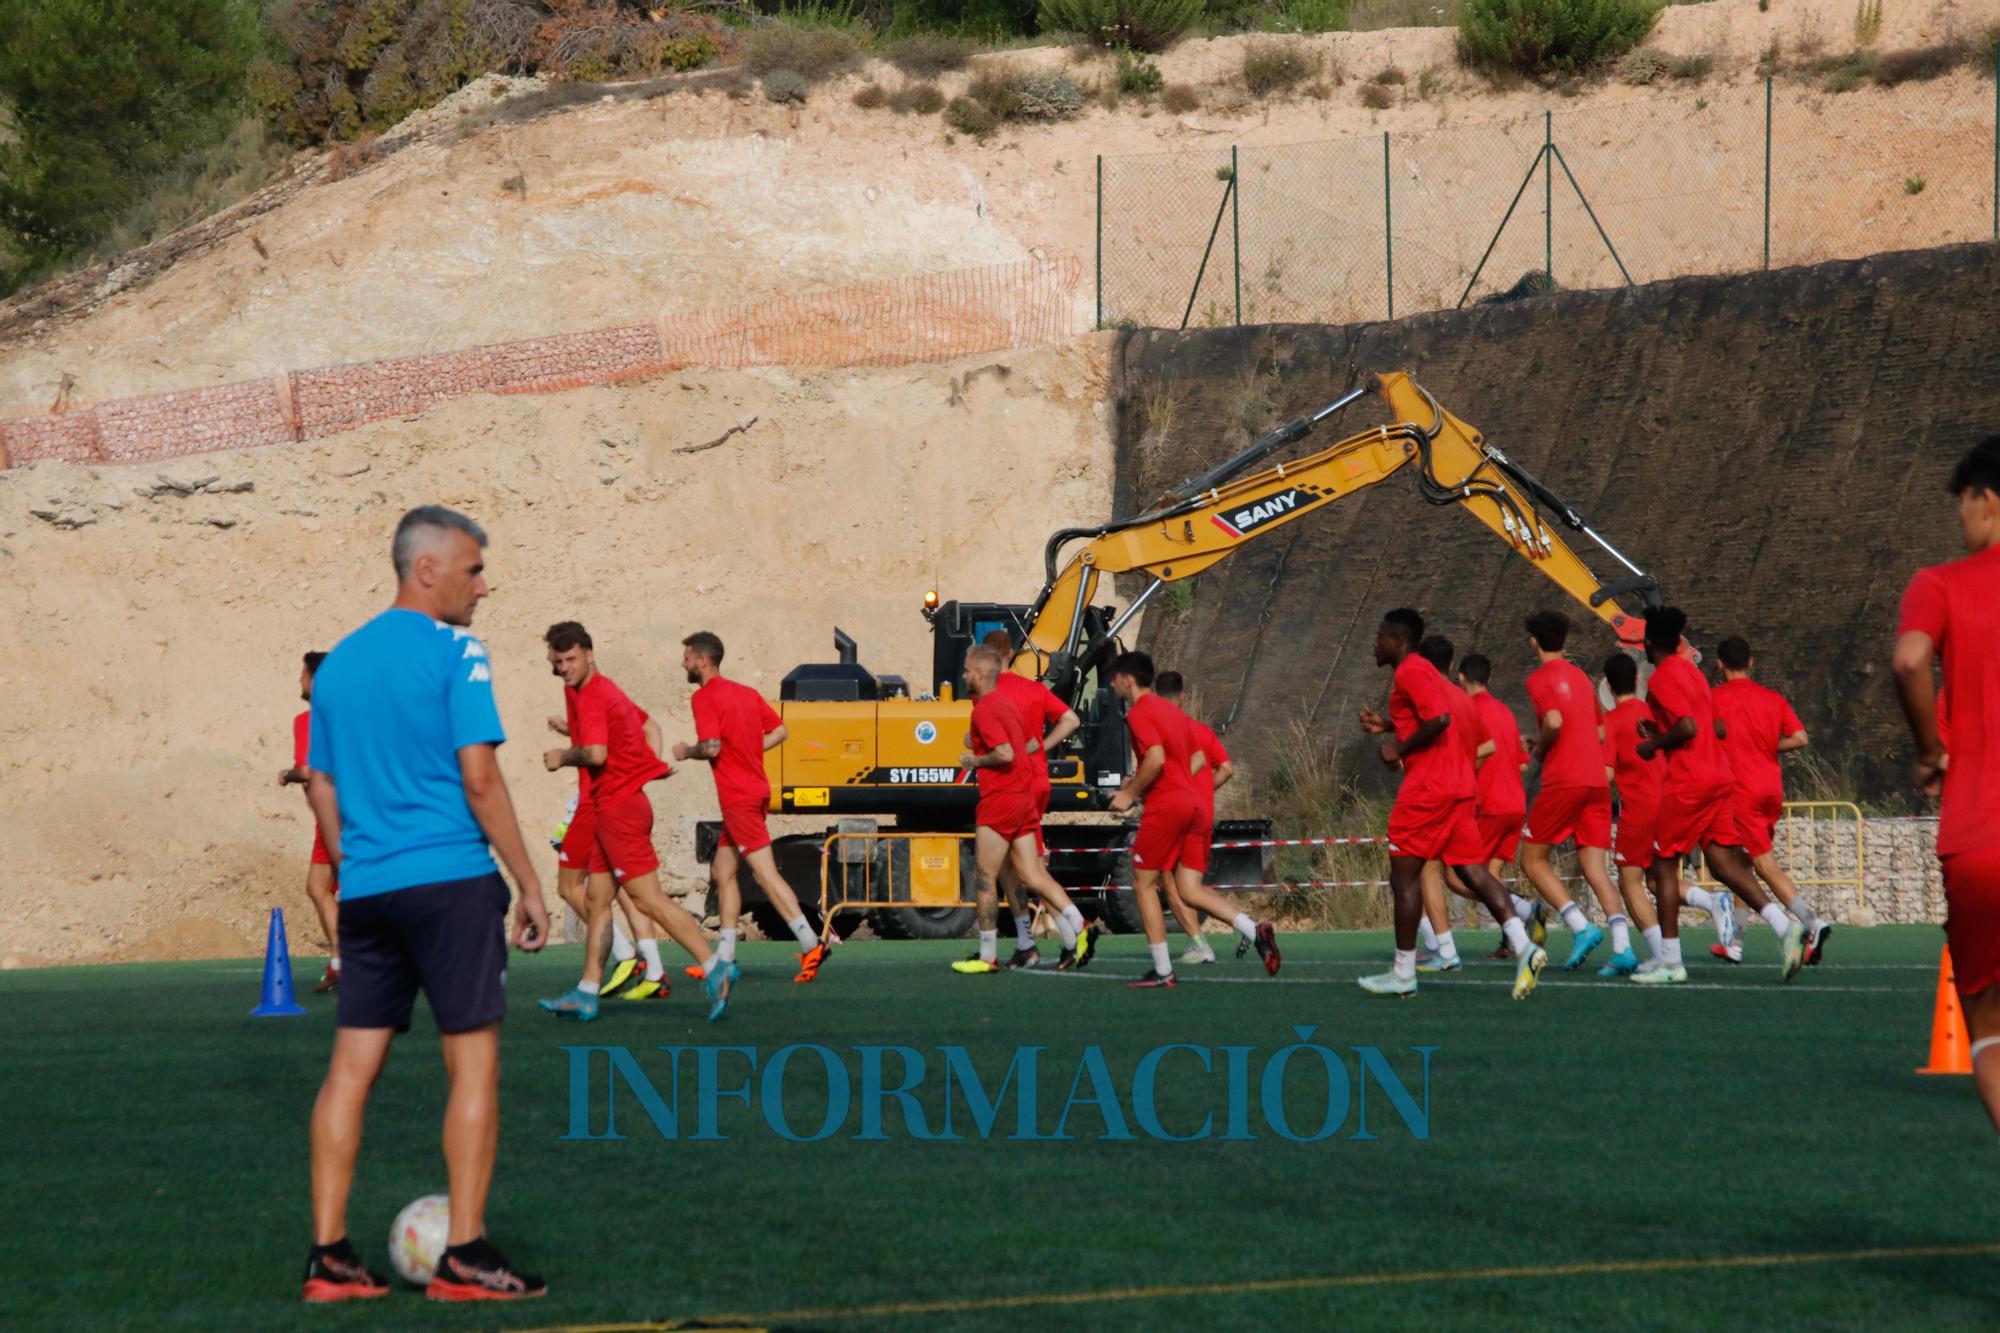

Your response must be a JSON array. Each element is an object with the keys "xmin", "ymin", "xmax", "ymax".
[
  {"xmin": 537, "ymin": 986, "xmax": 599, "ymax": 1022},
  {"xmin": 1596, "ymin": 948, "xmax": 1639, "ymax": 977},
  {"xmin": 704, "ymin": 965, "xmax": 732, "ymax": 1022},
  {"xmin": 1564, "ymin": 922, "xmax": 1605, "ymax": 971}
]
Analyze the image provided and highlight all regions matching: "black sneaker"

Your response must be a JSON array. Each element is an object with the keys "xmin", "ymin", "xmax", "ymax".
[
  {"xmin": 1006, "ymin": 948, "xmax": 1042, "ymax": 970},
  {"xmin": 426, "ymin": 1238, "xmax": 547, "ymax": 1302},
  {"xmin": 1128, "ymin": 969, "xmax": 1179, "ymax": 989},
  {"xmin": 1053, "ymin": 945, "xmax": 1080, "ymax": 971},
  {"xmin": 1805, "ymin": 922, "xmax": 1832, "ymax": 966},
  {"xmin": 1235, "ymin": 934, "xmax": 1251, "ymax": 959},
  {"xmin": 301, "ymin": 1239, "xmax": 389, "ymax": 1303},
  {"xmin": 1254, "ymin": 922, "xmax": 1282, "ymax": 977}
]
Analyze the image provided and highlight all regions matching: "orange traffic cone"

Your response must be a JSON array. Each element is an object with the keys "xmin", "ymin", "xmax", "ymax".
[{"xmin": 1917, "ymin": 946, "xmax": 1972, "ymax": 1076}]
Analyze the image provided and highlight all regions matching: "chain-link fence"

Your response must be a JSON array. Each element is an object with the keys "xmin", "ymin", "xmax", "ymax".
[{"xmin": 1098, "ymin": 55, "xmax": 2000, "ymax": 328}]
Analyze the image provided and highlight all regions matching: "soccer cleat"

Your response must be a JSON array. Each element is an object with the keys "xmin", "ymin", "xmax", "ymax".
[
  {"xmin": 426, "ymin": 1240, "xmax": 547, "ymax": 1302},
  {"xmin": 1052, "ymin": 945, "xmax": 1081, "ymax": 971},
  {"xmin": 313, "ymin": 965, "xmax": 340, "ymax": 994},
  {"xmin": 1357, "ymin": 970, "xmax": 1418, "ymax": 998},
  {"xmin": 684, "ymin": 964, "xmax": 705, "ymax": 981},
  {"xmin": 598, "ymin": 957, "xmax": 642, "ymax": 998},
  {"xmin": 621, "ymin": 975, "xmax": 664, "ymax": 1001},
  {"xmin": 1713, "ymin": 891, "xmax": 1739, "ymax": 949},
  {"xmin": 1528, "ymin": 903, "xmax": 1548, "ymax": 949},
  {"xmin": 1709, "ymin": 942, "xmax": 1743, "ymax": 964},
  {"xmin": 1127, "ymin": 969, "xmax": 1178, "ymax": 989},
  {"xmin": 1487, "ymin": 943, "xmax": 1516, "ymax": 961},
  {"xmin": 1804, "ymin": 922, "xmax": 1832, "ymax": 966},
  {"xmin": 1180, "ymin": 937, "xmax": 1218, "ymax": 965},
  {"xmin": 1235, "ymin": 934, "xmax": 1250, "ymax": 960},
  {"xmin": 1512, "ymin": 945, "xmax": 1547, "ymax": 1000},
  {"xmin": 1780, "ymin": 922, "xmax": 1805, "ymax": 982},
  {"xmin": 1074, "ymin": 924, "xmax": 1100, "ymax": 969},
  {"xmin": 1630, "ymin": 961, "xmax": 1689, "ymax": 985},
  {"xmin": 1564, "ymin": 922, "xmax": 1605, "ymax": 972},
  {"xmin": 1596, "ymin": 948, "xmax": 1639, "ymax": 977},
  {"xmin": 301, "ymin": 1241, "xmax": 389, "ymax": 1303},
  {"xmin": 536, "ymin": 987, "xmax": 599, "ymax": 1022},
  {"xmin": 793, "ymin": 940, "xmax": 830, "ymax": 984},
  {"xmin": 951, "ymin": 958, "xmax": 1002, "ymax": 974},
  {"xmin": 1007, "ymin": 947, "xmax": 1043, "ymax": 969},
  {"xmin": 704, "ymin": 966, "xmax": 732, "ymax": 1021},
  {"xmin": 1254, "ymin": 922, "xmax": 1281, "ymax": 977},
  {"xmin": 1415, "ymin": 948, "xmax": 1444, "ymax": 972}
]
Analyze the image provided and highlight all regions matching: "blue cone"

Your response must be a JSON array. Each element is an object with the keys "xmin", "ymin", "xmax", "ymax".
[{"xmin": 251, "ymin": 907, "xmax": 308, "ymax": 1017}]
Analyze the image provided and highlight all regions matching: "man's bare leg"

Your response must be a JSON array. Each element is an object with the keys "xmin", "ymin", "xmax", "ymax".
[
  {"xmin": 439, "ymin": 1024, "xmax": 500, "ymax": 1246},
  {"xmin": 1751, "ymin": 850, "xmax": 1831, "ymax": 958},
  {"xmin": 1416, "ymin": 862, "xmax": 1461, "ymax": 969},
  {"xmin": 1618, "ymin": 864, "xmax": 1661, "ymax": 961},
  {"xmin": 1004, "ymin": 838, "xmax": 1089, "ymax": 959},
  {"xmin": 620, "ymin": 871, "xmax": 712, "ymax": 966},
  {"xmin": 1963, "ymin": 989, "xmax": 2000, "ymax": 1133},
  {"xmin": 311, "ymin": 1027, "xmax": 393, "ymax": 1244},
  {"xmin": 1171, "ymin": 863, "xmax": 1274, "ymax": 969},
  {"xmin": 1704, "ymin": 840, "xmax": 1804, "ymax": 974},
  {"xmin": 304, "ymin": 862, "xmax": 340, "ymax": 956},
  {"xmin": 998, "ymin": 864, "xmax": 1038, "ymax": 957},
  {"xmin": 957, "ymin": 825, "xmax": 1010, "ymax": 970}
]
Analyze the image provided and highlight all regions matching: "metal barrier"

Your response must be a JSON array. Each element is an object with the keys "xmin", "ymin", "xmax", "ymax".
[
  {"xmin": 817, "ymin": 830, "xmax": 979, "ymax": 942},
  {"xmin": 1696, "ymin": 800, "xmax": 1867, "ymax": 909}
]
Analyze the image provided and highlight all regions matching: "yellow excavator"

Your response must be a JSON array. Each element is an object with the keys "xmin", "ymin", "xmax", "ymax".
[{"xmin": 700, "ymin": 371, "xmax": 1662, "ymax": 939}]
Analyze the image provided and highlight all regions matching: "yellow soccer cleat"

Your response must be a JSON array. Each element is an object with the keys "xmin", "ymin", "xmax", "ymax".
[
  {"xmin": 951, "ymin": 958, "xmax": 1001, "ymax": 975},
  {"xmin": 621, "ymin": 976, "xmax": 662, "ymax": 1001},
  {"xmin": 598, "ymin": 957, "xmax": 641, "ymax": 998}
]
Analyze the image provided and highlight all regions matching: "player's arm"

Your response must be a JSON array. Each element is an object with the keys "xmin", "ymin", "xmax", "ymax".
[
  {"xmin": 959, "ymin": 741, "xmax": 1015, "ymax": 768},
  {"xmin": 1384, "ymin": 714, "xmax": 1449, "ymax": 766},
  {"xmin": 1636, "ymin": 715, "xmax": 1696, "ymax": 759},
  {"xmin": 1475, "ymin": 738, "xmax": 1496, "ymax": 764},
  {"xmin": 1110, "ymin": 744, "xmax": 1165, "ymax": 810},
  {"xmin": 305, "ymin": 771, "xmax": 342, "ymax": 865},
  {"xmin": 1529, "ymin": 706, "xmax": 1562, "ymax": 763},
  {"xmin": 1893, "ymin": 628, "xmax": 1944, "ymax": 792},
  {"xmin": 280, "ymin": 763, "xmax": 310, "ymax": 786},
  {"xmin": 1032, "ymin": 708, "xmax": 1081, "ymax": 756},
  {"xmin": 762, "ymin": 723, "xmax": 787, "ymax": 753},
  {"xmin": 544, "ymin": 741, "xmax": 607, "ymax": 771},
  {"xmin": 459, "ymin": 743, "xmax": 549, "ymax": 950},
  {"xmin": 643, "ymin": 716, "xmax": 663, "ymax": 757},
  {"xmin": 1777, "ymin": 728, "xmax": 1809, "ymax": 753},
  {"xmin": 1212, "ymin": 757, "xmax": 1236, "ymax": 792}
]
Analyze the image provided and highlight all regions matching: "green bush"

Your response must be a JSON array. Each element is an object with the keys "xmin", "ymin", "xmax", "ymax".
[
  {"xmin": 944, "ymin": 94, "xmax": 1000, "ymax": 135},
  {"xmin": 893, "ymin": 0, "xmax": 1040, "ymax": 40},
  {"xmin": 1262, "ymin": 0, "xmax": 1351, "ymax": 33},
  {"xmin": 967, "ymin": 64, "xmax": 1084, "ymax": 118},
  {"xmin": 889, "ymin": 81, "xmax": 947, "ymax": 112},
  {"xmin": 1871, "ymin": 41, "xmax": 1968, "ymax": 86},
  {"xmin": 1615, "ymin": 47, "xmax": 1669, "ymax": 82},
  {"xmin": 763, "ymin": 68, "xmax": 812, "ymax": 101},
  {"xmin": 1242, "ymin": 37, "xmax": 1318, "ymax": 93},
  {"xmin": 1118, "ymin": 52, "xmax": 1166, "ymax": 93},
  {"xmin": 1036, "ymin": 0, "xmax": 1203, "ymax": 52},
  {"xmin": 882, "ymin": 32, "xmax": 978, "ymax": 76},
  {"xmin": 1668, "ymin": 51, "xmax": 1711, "ymax": 79},
  {"xmin": 742, "ymin": 22, "xmax": 862, "ymax": 80},
  {"xmin": 1456, "ymin": 0, "xmax": 1662, "ymax": 77}
]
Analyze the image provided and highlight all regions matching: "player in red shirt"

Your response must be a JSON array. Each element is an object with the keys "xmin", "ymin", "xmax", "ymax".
[
  {"xmin": 1633, "ymin": 606, "xmax": 1804, "ymax": 985},
  {"xmin": 1456, "ymin": 652, "xmax": 1547, "ymax": 963},
  {"xmin": 981, "ymin": 630, "xmax": 1093, "ymax": 969},
  {"xmin": 1412, "ymin": 637, "xmax": 1487, "ymax": 974},
  {"xmin": 1599, "ymin": 652, "xmax": 1663, "ymax": 976},
  {"xmin": 280, "ymin": 651, "xmax": 341, "ymax": 993},
  {"xmin": 1518, "ymin": 610, "xmax": 1622, "ymax": 972},
  {"xmin": 536, "ymin": 623, "xmax": 719, "ymax": 1021},
  {"xmin": 1107, "ymin": 651, "xmax": 1278, "ymax": 988},
  {"xmin": 1155, "ymin": 671, "xmax": 1236, "ymax": 966},
  {"xmin": 674, "ymin": 631, "xmax": 831, "ymax": 1005},
  {"xmin": 951, "ymin": 645, "xmax": 1097, "ymax": 974},
  {"xmin": 1893, "ymin": 435, "xmax": 2000, "ymax": 1130},
  {"xmin": 1712, "ymin": 636, "xmax": 1828, "ymax": 966},
  {"xmin": 1358, "ymin": 609, "xmax": 1545, "ymax": 999}
]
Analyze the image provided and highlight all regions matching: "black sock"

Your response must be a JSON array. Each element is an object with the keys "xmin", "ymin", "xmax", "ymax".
[{"xmin": 309, "ymin": 1238, "xmax": 356, "ymax": 1259}]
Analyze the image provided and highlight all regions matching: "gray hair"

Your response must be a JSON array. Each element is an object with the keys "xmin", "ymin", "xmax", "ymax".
[{"xmin": 391, "ymin": 505, "xmax": 488, "ymax": 580}]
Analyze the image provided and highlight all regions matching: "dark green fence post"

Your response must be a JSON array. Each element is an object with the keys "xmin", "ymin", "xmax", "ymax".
[
  {"xmin": 1094, "ymin": 155, "xmax": 1103, "ymax": 329},
  {"xmin": 1543, "ymin": 110, "xmax": 1553, "ymax": 288},
  {"xmin": 1231, "ymin": 145, "xmax": 1242, "ymax": 326},
  {"xmin": 1383, "ymin": 131, "xmax": 1394, "ymax": 321},
  {"xmin": 1763, "ymin": 76, "xmax": 1773, "ymax": 270}
]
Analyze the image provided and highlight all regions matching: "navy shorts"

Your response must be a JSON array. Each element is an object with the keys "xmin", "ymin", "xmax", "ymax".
[{"xmin": 336, "ymin": 873, "xmax": 510, "ymax": 1034}]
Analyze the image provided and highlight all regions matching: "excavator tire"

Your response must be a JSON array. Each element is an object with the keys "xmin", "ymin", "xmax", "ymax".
[{"xmin": 869, "ymin": 906, "xmax": 978, "ymax": 940}]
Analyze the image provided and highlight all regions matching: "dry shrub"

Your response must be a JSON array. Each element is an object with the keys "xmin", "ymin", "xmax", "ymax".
[
  {"xmin": 851, "ymin": 82, "xmax": 888, "ymax": 108},
  {"xmin": 1161, "ymin": 82, "xmax": 1200, "ymax": 112},
  {"xmin": 890, "ymin": 82, "xmax": 946, "ymax": 113},
  {"xmin": 1242, "ymin": 38, "xmax": 1318, "ymax": 95},
  {"xmin": 944, "ymin": 95, "xmax": 999, "ymax": 137},
  {"xmin": 1359, "ymin": 81, "xmax": 1394, "ymax": 107},
  {"xmin": 324, "ymin": 130, "xmax": 380, "ymax": 181},
  {"xmin": 881, "ymin": 32, "xmax": 977, "ymax": 77},
  {"xmin": 741, "ymin": 23, "xmax": 861, "ymax": 82}
]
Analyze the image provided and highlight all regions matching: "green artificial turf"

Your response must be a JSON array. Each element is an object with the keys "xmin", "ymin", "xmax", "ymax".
[{"xmin": 1, "ymin": 925, "xmax": 1995, "ymax": 1331}]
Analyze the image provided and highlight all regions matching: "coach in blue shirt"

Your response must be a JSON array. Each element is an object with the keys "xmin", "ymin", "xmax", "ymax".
[{"xmin": 299, "ymin": 505, "xmax": 551, "ymax": 1304}]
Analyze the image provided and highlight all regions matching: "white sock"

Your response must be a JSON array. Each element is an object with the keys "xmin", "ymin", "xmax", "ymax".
[
  {"xmin": 1394, "ymin": 948, "xmax": 1417, "ymax": 981},
  {"xmin": 786, "ymin": 916, "xmax": 817, "ymax": 950},
  {"xmin": 978, "ymin": 930, "xmax": 998, "ymax": 964},
  {"xmin": 637, "ymin": 938, "xmax": 664, "ymax": 979},
  {"xmin": 1642, "ymin": 924, "xmax": 1663, "ymax": 959},
  {"xmin": 1683, "ymin": 885, "xmax": 1716, "ymax": 913},
  {"xmin": 1419, "ymin": 917, "xmax": 1440, "ymax": 951},
  {"xmin": 329, "ymin": 956, "xmax": 341, "ymax": 972},
  {"xmin": 1512, "ymin": 894, "xmax": 1535, "ymax": 920},
  {"xmin": 1502, "ymin": 918, "xmax": 1532, "ymax": 956},
  {"xmin": 1015, "ymin": 915, "xmax": 1036, "ymax": 950},
  {"xmin": 700, "ymin": 952, "xmax": 719, "ymax": 976},
  {"xmin": 1230, "ymin": 912, "xmax": 1258, "ymax": 944},
  {"xmin": 1760, "ymin": 903, "xmax": 1792, "ymax": 936},
  {"xmin": 1560, "ymin": 902, "xmax": 1590, "ymax": 935},
  {"xmin": 1609, "ymin": 914, "xmax": 1631, "ymax": 955},
  {"xmin": 718, "ymin": 928, "xmax": 738, "ymax": 964},
  {"xmin": 1149, "ymin": 942, "xmax": 1173, "ymax": 976},
  {"xmin": 1661, "ymin": 936, "xmax": 1683, "ymax": 967},
  {"xmin": 1437, "ymin": 930, "xmax": 1459, "ymax": 963},
  {"xmin": 610, "ymin": 922, "xmax": 636, "ymax": 962},
  {"xmin": 1058, "ymin": 904, "xmax": 1084, "ymax": 948}
]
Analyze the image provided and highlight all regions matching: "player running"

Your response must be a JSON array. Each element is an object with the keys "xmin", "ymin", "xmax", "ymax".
[
  {"xmin": 1359, "ymin": 609, "xmax": 1545, "ymax": 999},
  {"xmin": 1711, "ymin": 636, "xmax": 1829, "ymax": 966},
  {"xmin": 281, "ymin": 650, "xmax": 341, "ymax": 993},
  {"xmin": 951, "ymin": 645, "xmax": 1096, "ymax": 974},
  {"xmin": 1632, "ymin": 606, "xmax": 1804, "ymax": 985},
  {"xmin": 1108, "ymin": 651, "xmax": 1278, "ymax": 989},
  {"xmin": 1893, "ymin": 435, "xmax": 2000, "ymax": 1131},
  {"xmin": 1155, "ymin": 670, "xmax": 1236, "ymax": 966},
  {"xmin": 1518, "ymin": 610, "xmax": 1624, "ymax": 972},
  {"xmin": 550, "ymin": 785, "xmax": 665, "ymax": 1001},
  {"xmin": 536, "ymin": 623, "xmax": 720, "ymax": 1022},
  {"xmin": 673, "ymin": 632, "xmax": 830, "ymax": 998},
  {"xmin": 1412, "ymin": 636, "xmax": 1486, "ymax": 975},
  {"xmin": 1600, "ymin": 652, "xmax": 1664, "ymax": 976}
]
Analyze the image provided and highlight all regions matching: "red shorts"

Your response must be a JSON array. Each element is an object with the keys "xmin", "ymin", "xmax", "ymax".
[
  {"xmin": 1388, "ymin": 796, "xmax": 1486, "ymax": 866},
  {"xmin": 1522, "ymin": 784, "xmax": 1612, "ymax": 850},
  {"xmin": 557, "ymin": 801, "xmax": 605, "ymax": 874},
  {"xmin": 1477, "ymin": 811, "xmax": 1524, "ymax": 864},
  {"xmin": 309, "ymin": 826, "xmax": 334, "ymax": 868},
  {"xmin": 716, "ymin": 801, "xmax": 772, "ymax": 857},
  {"xmin": 1944, "ymin": 845, "xmax": 2000, "ymax": 998},
  {"xmin": 1653, "ymin": 782, "xmax": 1742, "ymax": 860},
  {"xmin": 1034, "ymin": 787, "xmax": 1051, "ymax": 858},
  {"xmin": 1132, "ymin": 800, "xmax": 1200, "ymax": 875},
  {"xmin": 978, "ymin": 792, "xmax": 1042, "ymax": 843},
  {"xmin": 1613, "ymin": 799, "xmax": 1657, "ymax": 870},
  {"xmin": 1735, "ymin": 789, "xmax": 1783, "ymax": 859},
  {"xmin": 593, "ymin": 791, "xmax": 659, "ymax": 881},
  {"xmin": 1180, "ymin": 809, "xmax": 1216, "ymax": 875}
]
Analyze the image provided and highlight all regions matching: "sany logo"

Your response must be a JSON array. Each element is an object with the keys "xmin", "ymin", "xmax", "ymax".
[{"xmin": 1211, "ymin": 487, "xmax": 1303, "ymax": 539}]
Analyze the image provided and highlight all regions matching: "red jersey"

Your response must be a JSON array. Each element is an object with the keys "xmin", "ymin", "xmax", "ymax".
[
  {"xmin": 292, "ymin": 709, "xmax": 312, "ymax": 769},
  {"xmin": 1526, "ymin": 658, "xmax": 1607, "ymax": 790},
  {"xmin": 993, "ymin": 671, "xmax": 1069, "ymax": 796},
  {"xmin": 1125, "ymin": 691, "xmax": 1199, "ymax": 808},
  {"xmin": 561, "ymin": 686, "xmax": 592, "ymax": 800},
  {"xmin": 968, "ymin": 690, "xmax": 1034, "ymax": 799},
  {"xmin": 1602, "ymin": 697, "xmax": 1662, "ymax": 808},
  {"xmin": 1900, "ymin": 546, "xmax": 2000, "ymax": 857},
  {"xmin": 571, "ymin": 674, "xmax": 670, "ymax": 806},
  {"xmin": 1443, "ymin": 680, "xmax": 1487, "ymax": 770},
  {"xmin": 1471, "ymin": 690, "xmax": 1528, "ymax": 818},
  {"xmin": 1713, "ymin": 677, "xmax": 1804, "ymax": 802},
  {"xmin": 1191, "ymin": 720, "xmax": 1230, "ymax": 817},
  {"xmin": 1390, "ymin": 653, "xmax": 1474, "ymax": 803},
  {"xmin": 1645, "ymin": 653, "xmax": 1734, "ymax": 793},
  {"xmin": 691, "ymin": 675, "xmax": 782, "ymax": 810}
]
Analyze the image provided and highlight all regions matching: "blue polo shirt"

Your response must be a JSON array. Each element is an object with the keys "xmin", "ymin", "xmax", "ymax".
[{"xmin": 307, "ymin": 609, "xmax": 506, "ymax": 899}]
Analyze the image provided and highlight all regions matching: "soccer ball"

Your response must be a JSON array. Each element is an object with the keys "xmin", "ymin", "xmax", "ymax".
[{"xmin": 387, "ymin": 1193, "xmax": 450, "ymax": 1286}]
